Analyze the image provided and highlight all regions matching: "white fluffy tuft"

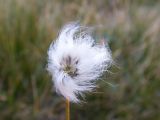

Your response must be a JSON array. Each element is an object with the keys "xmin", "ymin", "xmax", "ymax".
[{"xmin": 47, "ymin": 22, "xmax": 112, "ymax": 103}]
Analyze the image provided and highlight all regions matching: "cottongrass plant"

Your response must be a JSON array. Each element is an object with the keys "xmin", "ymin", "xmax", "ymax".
[{"xmin": 47, "ymin": 22, "xmax": 112, "ymax": 120}]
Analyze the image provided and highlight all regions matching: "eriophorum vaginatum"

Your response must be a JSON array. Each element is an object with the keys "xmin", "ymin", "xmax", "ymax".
[{"xmin": 47, "ymin": 22, "xmax": 113, "ymax": 103}]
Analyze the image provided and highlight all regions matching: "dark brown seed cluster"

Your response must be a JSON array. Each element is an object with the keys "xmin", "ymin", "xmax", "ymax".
[{"xmin": 60, "ymin": 55, "xmax": 79, "ymax": 77}]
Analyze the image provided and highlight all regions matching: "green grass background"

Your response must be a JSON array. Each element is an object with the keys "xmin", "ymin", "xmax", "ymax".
[{"xmin": 0, "ymin": 0, "xmax": 160, "ymax": 120}]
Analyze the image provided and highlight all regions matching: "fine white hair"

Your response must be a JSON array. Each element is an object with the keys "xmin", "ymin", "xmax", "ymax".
[{"xmin": 47, "ymin": 22, "xmax": 112, "ymax": 103}]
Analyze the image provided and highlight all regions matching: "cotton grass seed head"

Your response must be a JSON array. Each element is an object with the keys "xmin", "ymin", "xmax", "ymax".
[{"xmin": 47, "ymin": 22, "xmax": 113, "ymax": 103}]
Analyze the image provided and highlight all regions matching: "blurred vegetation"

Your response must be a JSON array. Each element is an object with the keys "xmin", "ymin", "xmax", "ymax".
[{"xmin": 0, "ymin": 0, "xmax": 160, "ymax": 120}]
